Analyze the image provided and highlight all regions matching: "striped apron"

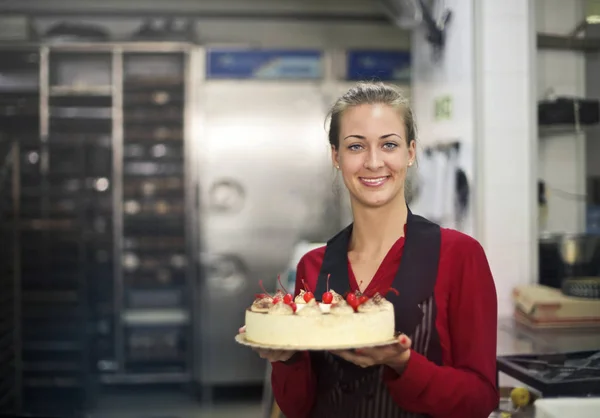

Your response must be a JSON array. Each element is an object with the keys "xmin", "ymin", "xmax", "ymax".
[{"xmin": 311, "ymin": 209, "xmax": 443, "ymax": 418}]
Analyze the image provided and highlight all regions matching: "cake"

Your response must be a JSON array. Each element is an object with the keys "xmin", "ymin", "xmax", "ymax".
[{"xmin": 243, "ymin": 276, "xmax": 396, "ymax": 349}]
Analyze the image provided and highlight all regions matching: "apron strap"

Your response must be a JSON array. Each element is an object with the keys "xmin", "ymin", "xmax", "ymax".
[{"xmin": 392, "ymin": 212, "xmax": 443, "ymax": 365}]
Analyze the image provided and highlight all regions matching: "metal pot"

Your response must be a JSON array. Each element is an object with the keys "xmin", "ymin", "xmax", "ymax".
[{"xmin": 538, "ymin": 233, "xmax": 600, "ymax": 288}]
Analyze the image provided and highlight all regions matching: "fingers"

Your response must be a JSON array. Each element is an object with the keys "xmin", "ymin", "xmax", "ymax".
[
  {"xmin": 397, "ymin": 333, "xmax": 411, "ymax": 349},
  {"xmin": 255, "ymin": 349, "xmax": 295, "ymax": 363},
  {"xmin": 238, "ymin": 326, "xmax": 246, "ymax": 334},
  {"xmin": 355, "ymin": 336, "xmax": 410, "ymax": 360},
  {"xmin": 331, "ymin": 335, "xmax": 412, "ymax": 369}
]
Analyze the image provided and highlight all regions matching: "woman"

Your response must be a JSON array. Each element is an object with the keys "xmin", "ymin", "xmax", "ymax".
[{"xmin": 245, "ymin": 82, "xmax": 499, "ymax": 418}]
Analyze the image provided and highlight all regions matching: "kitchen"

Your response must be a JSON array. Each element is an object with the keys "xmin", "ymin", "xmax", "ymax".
[{"xmin": 1, "ymin": 1, "xmax": 600, "ymax": 417}]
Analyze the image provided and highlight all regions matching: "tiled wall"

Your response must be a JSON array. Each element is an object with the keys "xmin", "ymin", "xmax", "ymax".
[
  {"xmin": 536, "ymin": 0, "xmax": 588, "ymax": 233},
  {"xmin": 475, "ymin": 0, "xmax": 537, "ymax": 317}
]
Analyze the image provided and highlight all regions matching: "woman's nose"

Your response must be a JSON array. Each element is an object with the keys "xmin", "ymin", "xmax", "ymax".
[{"xmin": 364, "ymin": 149, "xmax": 384, "ymax": 170}]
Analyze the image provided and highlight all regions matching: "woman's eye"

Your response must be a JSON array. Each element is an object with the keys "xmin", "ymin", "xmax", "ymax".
[
  {"xmin": 383, "ymin": 142, "xmax": 398, "ymax": 150},
  {"xmin": 348, "ymin": 144, "xmax": 363, "ymax": 151}
]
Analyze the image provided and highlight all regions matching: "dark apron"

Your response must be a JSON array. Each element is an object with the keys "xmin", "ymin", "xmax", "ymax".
[{"xmin": 310, "ymin": 209, "xmax": 442, "ymax": 418}]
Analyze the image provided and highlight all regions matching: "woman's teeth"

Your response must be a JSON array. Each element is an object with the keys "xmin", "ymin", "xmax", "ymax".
[{"xmin": 359, "ymin": 176, "xmax": 389, "ymax": 187}]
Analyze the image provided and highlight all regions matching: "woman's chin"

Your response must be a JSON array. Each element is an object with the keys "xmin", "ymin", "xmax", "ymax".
[
  {"xmin": 350, "ymin": 188, "xmax": 405, "ymax": 209},
  {"xmin": 356, "ymin": 194, "xmax": 396, "ymax": 209}
]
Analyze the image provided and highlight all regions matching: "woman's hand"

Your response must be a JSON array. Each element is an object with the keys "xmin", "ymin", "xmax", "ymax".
[
  {"xmin": 330, "ymin": 334, "xmax": 412, "ymax": 373},
  {"xmin": 238, "ymin": 326, "xmax": 297, "ymax": 363}
]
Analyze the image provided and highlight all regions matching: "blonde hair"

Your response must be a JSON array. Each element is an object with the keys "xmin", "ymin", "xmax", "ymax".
[{"xmin": 326, "ymin": 82, "xmax": 417, "ymax": 149}]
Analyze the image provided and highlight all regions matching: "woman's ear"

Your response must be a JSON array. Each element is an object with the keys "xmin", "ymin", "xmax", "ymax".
[
  {"xmin": 331, "ymin": 145, "xmax": 340, "ymax": 169},
  {"xmin": 408, "ymin": 140, "xmax": 416, "ymax": 164}
]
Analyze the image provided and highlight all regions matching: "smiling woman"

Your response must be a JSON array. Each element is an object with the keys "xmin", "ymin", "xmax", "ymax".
[
  {"xmin": 328, "ymin": 83, "xmax": 416, "ymax": 211},
  {"xmin": 249, "ymin": 82, "xmax": 499, "ymax": 418}
]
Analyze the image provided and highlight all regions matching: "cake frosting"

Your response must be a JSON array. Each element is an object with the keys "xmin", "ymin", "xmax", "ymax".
[{"xmin": 243, "ymin": 277, "xmax": 396, "ymax": 349}]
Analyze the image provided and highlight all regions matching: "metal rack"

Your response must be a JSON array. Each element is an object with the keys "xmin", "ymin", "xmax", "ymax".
[
  {"xmin": 15, "ymin": 46, "xmax": 100, "ymax": 416},
  {"xmin": 37, "ymin": 43, "xmax": 197, "ymax": 385},
  {"xmin": 113, "ymin": 47, "xmax": 195, "ymax": 382},
  {"xmin": 0, "ymin": 42, "xmax": 198, "ymax": 416}
]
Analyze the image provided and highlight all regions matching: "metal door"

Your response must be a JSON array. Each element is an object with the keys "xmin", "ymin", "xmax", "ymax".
[{"xmin": 195, "ymin": 80, "xmax": 339, "ymax": 385}]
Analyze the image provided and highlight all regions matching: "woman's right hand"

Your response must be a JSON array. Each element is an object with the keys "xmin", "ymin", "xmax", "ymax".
[{"xmin": 238, "ymin": 326, "xmax": 297, "ymax": 363}]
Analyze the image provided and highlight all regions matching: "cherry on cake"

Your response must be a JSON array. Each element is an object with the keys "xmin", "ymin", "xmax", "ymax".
[{"xmin": 243, "ymin": 276, "xmax": 396, "ymax": 349}]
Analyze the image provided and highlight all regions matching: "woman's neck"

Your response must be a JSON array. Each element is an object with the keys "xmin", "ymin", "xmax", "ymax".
[{"xmin": 349, "ymin": 195, "xmax": 408, "ymax": 255}]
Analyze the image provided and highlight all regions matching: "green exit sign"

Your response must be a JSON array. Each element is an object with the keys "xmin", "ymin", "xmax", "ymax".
[{"xmin": 434, "ymin": 95, "xmax": 453, "ymax": 120}]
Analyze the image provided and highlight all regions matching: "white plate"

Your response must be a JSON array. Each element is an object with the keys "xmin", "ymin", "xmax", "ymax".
[
  {"xmin": 534, "ymin": 398, "xmax": 600, "ymax": 418},
  {"xmin": 235, "ymin": 333, "xmax": 398, "ymax": 351}
]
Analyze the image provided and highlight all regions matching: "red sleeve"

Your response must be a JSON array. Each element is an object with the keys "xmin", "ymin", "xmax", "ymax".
[
  {"xmin": 270, "ymin": 249, "xmax": 324, "ymax": 418},
  {"xmin": 382, "ymin": 236, "xmax": 499, "ymax": 418}
]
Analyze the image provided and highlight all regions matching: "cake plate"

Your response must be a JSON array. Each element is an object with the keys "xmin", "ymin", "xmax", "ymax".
[{"xmin": 235, "ymin": 333, "xmax": 398, "ymax": 351}]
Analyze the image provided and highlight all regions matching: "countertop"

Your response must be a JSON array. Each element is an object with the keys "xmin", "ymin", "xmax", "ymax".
[
  {"xmin": 492, "ymin": 317, "xmax": 600, "ymax": 418},
  {"xmin": 497, "ymin": 317, "xmax": 600, "ymax": 357}
]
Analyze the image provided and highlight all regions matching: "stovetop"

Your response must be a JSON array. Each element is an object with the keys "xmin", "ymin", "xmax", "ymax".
[{"xmin": 497, "ymin": 350, "xmax": 600, "ymax": 397}]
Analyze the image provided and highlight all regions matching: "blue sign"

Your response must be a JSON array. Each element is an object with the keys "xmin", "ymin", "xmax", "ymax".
[
  {"xmin": 346, "ymin": 50, "xmax": 411, "ymax": 82},
  {"xmin": 206, "ymin": 49, "xmax": 323, "ymax": 80}
]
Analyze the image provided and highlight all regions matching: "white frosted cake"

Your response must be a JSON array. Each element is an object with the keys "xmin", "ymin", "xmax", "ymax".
[{"xmin": 243, "ymin": 281, "xmax": 396, "ymax": 349}]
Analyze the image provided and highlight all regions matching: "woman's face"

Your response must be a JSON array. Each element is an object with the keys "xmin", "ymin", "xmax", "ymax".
[{"xmin": 332, "ymin": 103, "xmax": 415, "ymax": 209}]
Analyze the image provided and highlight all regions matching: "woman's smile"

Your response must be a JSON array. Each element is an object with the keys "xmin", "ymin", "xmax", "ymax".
[{"xmin": 358, "ymin": 175, "xmax": 391, "ymax": 188}]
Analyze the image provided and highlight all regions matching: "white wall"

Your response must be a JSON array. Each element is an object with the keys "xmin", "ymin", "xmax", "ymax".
[
  {"xmin": 411, "ymin": 0, "xmax": 536, "ymax": 318},
  {"xmin": 475, "ymin": 0, "xmax": 537, "ymax": 318},
  {"xmin": 536, "ymin": 0, "xmax": 588, "ymax": 233}
]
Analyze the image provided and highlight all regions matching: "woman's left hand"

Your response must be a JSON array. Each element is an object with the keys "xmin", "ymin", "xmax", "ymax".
[{"xmin": 330, "ymin": 334, "xmax": 412, "ymax": 373}]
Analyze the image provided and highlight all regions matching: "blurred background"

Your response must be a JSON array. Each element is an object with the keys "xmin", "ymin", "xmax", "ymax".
[{"xmin": 0, "ymin": 1, "xmax": 600, "ymax": 417}]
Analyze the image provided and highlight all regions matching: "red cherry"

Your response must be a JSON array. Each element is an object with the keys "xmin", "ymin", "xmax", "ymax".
[
  {"xmin": 358, "ymin": 295, "xmax": 369, "ymax": 305},
  {"xmin": 303, "ymin": 292, "xmax": 314, "ymax": 302},
  {"xmin": 283, "ymin": 293, "xmax": 293, "ymax": 304},
  {"xmin": 322, "ymin": 291, "xmax": 333, "ymax": 304},
  {"xmin": 255, "ymin": 293, "xmax": 267, "ymax": 299},
  {"xmin": 273, "ymin": 297, "xmax": 281, "ymax": 304},
  {"xmin": 345, "ymin": 293, "xmax": 359, "ymax": 311},
  {"xmin": 346, "ymin": 293, "xmax": 357, "ymax": 305},
  {"xmin": 290, "ymin": 302, "xmax": 297, "ymax": 312}
]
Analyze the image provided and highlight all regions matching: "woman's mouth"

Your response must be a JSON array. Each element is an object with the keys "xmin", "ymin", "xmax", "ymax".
[{"xmin": 359, "ymin": 176, "xmax": 390, "ymax": 187}]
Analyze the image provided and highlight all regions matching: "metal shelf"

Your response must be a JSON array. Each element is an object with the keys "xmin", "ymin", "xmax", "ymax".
[
  {"xmin": 115, "ymin": 49, "xmax": 195, "ymax": 382},
  {"xmin": 1, "ymin": 44, "xmax": 198, "ymax": 412},
  {"xmin": 122, "ymin": 309, "xmax": 190, "ymax": 326},
  {"xmin": 99, "ymin": 371, "xmax": 190, "ymax": 384},
  {"xmin": 11, "ymin": 45, "xmax": 103, "ymax": 415},
  {"xmin": 49, "ymin": 85, "xmax": 112, "ymax": 96}
]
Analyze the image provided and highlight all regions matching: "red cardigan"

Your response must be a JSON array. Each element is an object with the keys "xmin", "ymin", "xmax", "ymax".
[{"xmin": 271, "ymin": 228, "xmax": 499, "ymax": 418}]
